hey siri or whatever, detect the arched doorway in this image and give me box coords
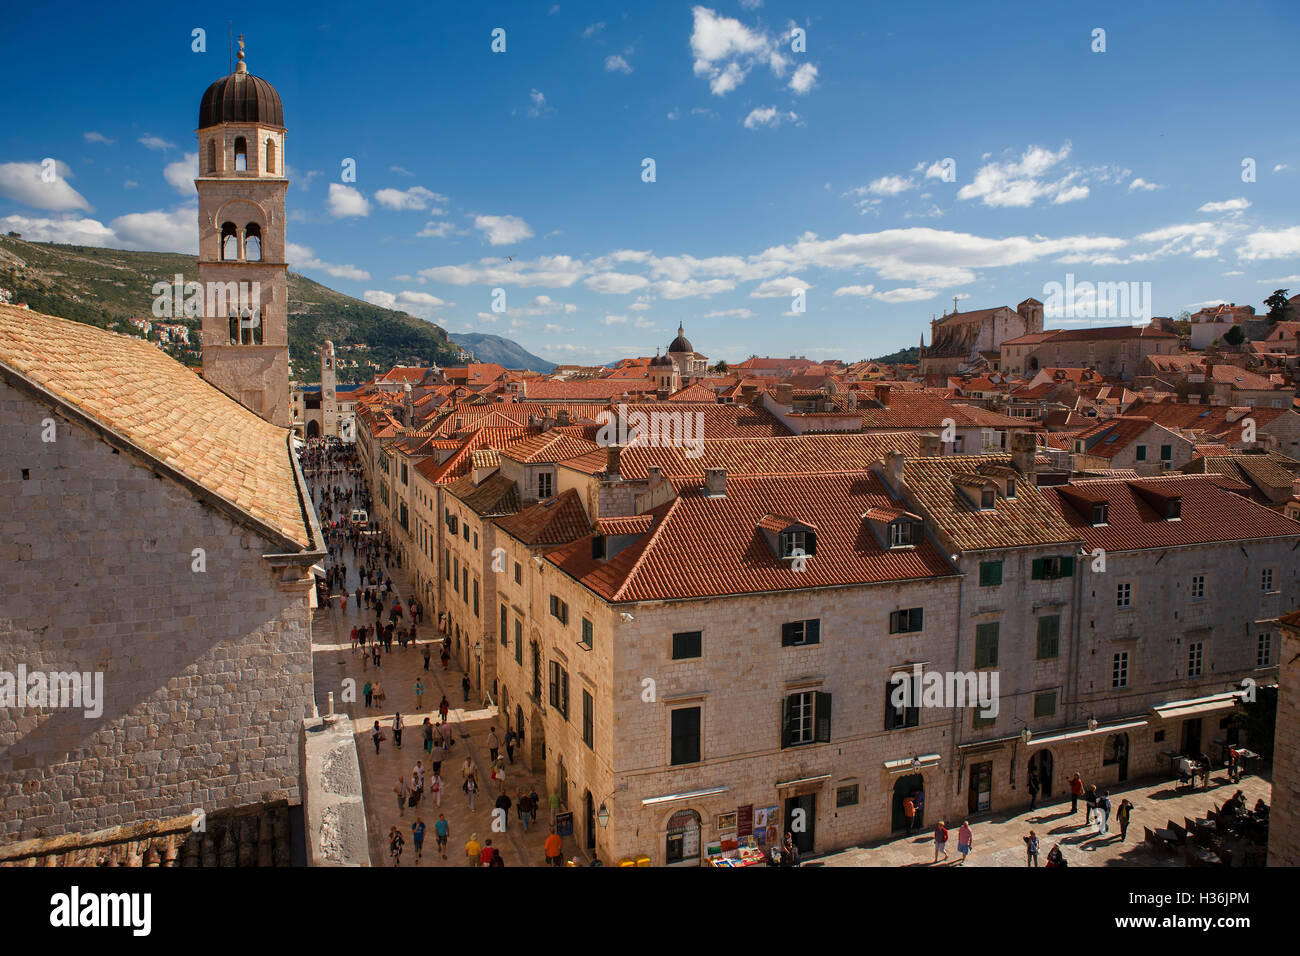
[584,790,596,851]
[306,419,320,439]
[665,809,702,867]
[1104,732,1130,782]
[891,773,924,832]
[1029,749,1054,798]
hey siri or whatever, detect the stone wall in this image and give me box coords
[1269,623,1300,866]
[0,382,314,843]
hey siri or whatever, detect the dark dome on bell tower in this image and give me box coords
[197,39,284,129]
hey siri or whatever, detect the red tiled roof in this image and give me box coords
[495,488,591,547]
[545,472,957,602]
[523,379,657,401]
[500,431,601,464]
[616,433,923,480]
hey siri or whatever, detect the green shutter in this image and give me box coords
[805,530,817,555]
[889,610,900,633]
[780,696,793,749]
[1031,558,1044,580]
[807,619,820,644]
[1061,555,1075,577]
[815,692,832,742]
[913,608,923,632]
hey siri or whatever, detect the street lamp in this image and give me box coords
[1087,716,1099,732]
[597,802,611,828]
[910,755,922,771]
[1021,727,1033,745]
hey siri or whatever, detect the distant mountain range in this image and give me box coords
[0,235,534,383]
[449,332,555,373]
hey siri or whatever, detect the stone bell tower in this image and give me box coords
[195,37,291,426]
[321,340,338,438]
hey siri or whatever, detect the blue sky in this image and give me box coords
[2,0,1299,364]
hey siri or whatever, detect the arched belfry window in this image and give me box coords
[220,222,239,261]
[239,309,263,345]
[234,136,247,172]
[244,223,262,261]
[265,138,277,175]
[206,139,217,173]
[228,311,240,345]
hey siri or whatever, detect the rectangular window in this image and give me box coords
[1160,444,1173,462]
[514,562,522,585]
[1031,556,1075,580]
[1033,691,1057,718]
[672,630,702,660]
[548,661,569,719]
[1191,574,1206,600]
[972,709,996,730]
[974,622,999,668]
[1116,582,1132,608]
[445,549,451,581]
[462,569,469,604]
[473,531,479,550]
[1112,651,1129,688]
[550,594,569,624]
[580,618,593,650]
[782,691,832,747]
[979,560,1003,587]
[453,556,459,592]
[889,521,918,547]
[836,785,859,808]
[1258,631,1273,666]
[514,620,523,665]
[1262,568,1275,592]
[1036,615,1060,660]
[538,472,553,498]
[582,690,594,750]
[1135,445,1147,461]
[885,676,920,730]
[463,523,470,543]
[500,604,508,646]
[1092,502,1109,525]
[781,619,821,647]
[1187,641,1204,677]
[472,578,479,616]
[889,608,924,634]
[531,642,541,700]
[670,707,701,765]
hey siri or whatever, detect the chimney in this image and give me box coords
[1011,431,1037,476]
[919,433,942,457]
[874,383,891,408]
[846,390,859,411]
[883,451,904,488]
[773,383,794,406]
[556,409,571,426]
[647,465,661,485]
[606,444,622,479]
[703,467,727,498]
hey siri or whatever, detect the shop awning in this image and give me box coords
[1027,719,1148,747]
[775,773,831,789]
[641,785,729,808]
[883,753,941,773]
[309,563,326,578]
[1151,691,1244,722]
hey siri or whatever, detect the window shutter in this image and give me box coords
[807,619,820,644]
[781,696,793,748]
[914,608,923,631]
[889,610,900,634]
[1031,558,1044,580]
[1061,555,1075,577]
[805,530,817,555]
[781,622,796,647]
[884,683,897,730]
[815,692,832,742]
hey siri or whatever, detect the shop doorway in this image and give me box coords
[666,809,702,866]
[968,761,992,814]
[891,774,924,832]
[306,419,320,439]
[1104,733,1129,782]
[1181,719,1202,757]
[1028,750,1054,797]
[784,793,816,855]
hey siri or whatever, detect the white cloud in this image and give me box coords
[0,213,115,246]
[164,152,198,195]
[417,220,454,238]
[582,22,605,38]
[602,314,628,325]
[363,288,447,318]
[585,272,650,294]
[833,285,875,297]
[474,214,534,246]
[0,161,92,212]
[327,183,370,217]
[1274,164,1289,173]
[921,160,951,180]
[957,143,1086,208]
[749,276,808,298]
[789,63,818,94]
[139,135,175,151]
[690,6,790,97]
[83,131,114,145]
[873,287,938,303]
[627,297,654,311]
[109,205,198,254]
[375,185,445,210]
[287,242,371,280]
[389,165,414,177]
[865,175,915,197]
[605,55,633,74]
[527,89,554,118]
[1128,177,1162,192]
[1237,227,1300,261]
[1198,197,1250,213]
[743,106,799,129]
[702,307,756,318]
[654,278,735,298]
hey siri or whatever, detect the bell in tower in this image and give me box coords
[195,37,291,426]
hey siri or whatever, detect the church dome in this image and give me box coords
[667,323,693,354]
[198,45,283,129]
[649,351,672,366]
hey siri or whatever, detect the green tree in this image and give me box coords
[1264,289,1290,323]
[712,359,728,373]
[1224,325,1245,346]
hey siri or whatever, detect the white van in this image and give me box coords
[350,509,368,527]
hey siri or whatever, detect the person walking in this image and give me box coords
[462,674,472,703]
[414,677,425,711]
[439,719,453,750]
[434,814,450,860]
[373,680,385,707]
[903,795,916,834]
[545,828,563,867]
[1117,798,1134,840]
[395,776,409,817]
[465,832,481,867]
[411,817,426,863]
[487,727,500,763]
[912,788,925,831]
[1097,790,1112,835]
[1024,830,1039,867]
[422,643,432,671]
[439,696,450,723]
[371,720,383,754]
[441,646,450,670]
[1027,767,1040,811]
[392,711,404,749]
[505,729,516,764]
[422,717,434,756]
[389,826,404,867]
[1085,785,1099,827]
[363,680,373,709]
[495,790,512,831]
[479,839,497,867]
[429,772,443,808]
[933,820,949,863]
[464,774,478,812]
[1069,773,1083,816]
[957,821,973,864]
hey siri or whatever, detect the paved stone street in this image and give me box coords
[307,469,561,867]
[813,769,1272,867]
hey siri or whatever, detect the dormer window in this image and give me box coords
[889,520,920,547]
[980,488,996,509]
[1005,478,1016,498]
[781,530,815,558]
[1165,497,1182,520]
[1092,502,1109,526]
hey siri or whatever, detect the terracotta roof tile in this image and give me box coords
[495,488,591,546]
